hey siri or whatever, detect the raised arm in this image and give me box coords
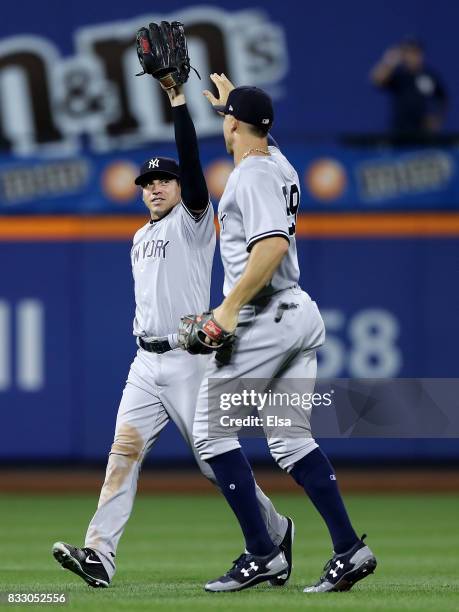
[370,46,401,88]
[166,86,209,214]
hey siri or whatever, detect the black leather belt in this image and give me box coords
[243,285,299,324]
[138,337,172,354]
[248,285,298,309]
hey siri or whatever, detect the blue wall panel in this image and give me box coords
[1,236,458,462]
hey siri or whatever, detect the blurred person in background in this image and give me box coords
[370,38,448,136]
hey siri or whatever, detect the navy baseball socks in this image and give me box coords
[205,446,371,592]
[206,448,288,592]
[209,446,359,555]
[290,447,358,553]
[290,447,377,591]
[207,448,275,556]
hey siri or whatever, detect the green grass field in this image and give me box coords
[1,492,458,611]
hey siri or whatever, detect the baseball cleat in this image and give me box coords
[205,547,288,592]
[269,516,295,586]
[303,534,377,593]
[52,542,110,588]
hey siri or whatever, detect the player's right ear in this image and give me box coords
[229,117,238,133]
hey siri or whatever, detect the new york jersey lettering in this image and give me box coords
[131,240,170,265]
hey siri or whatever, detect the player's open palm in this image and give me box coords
[203,73,235,109]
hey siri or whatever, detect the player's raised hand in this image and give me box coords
[203,73,235,109]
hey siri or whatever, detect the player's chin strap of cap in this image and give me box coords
[138,336,173,354]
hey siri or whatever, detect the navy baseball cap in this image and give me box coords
[134,157,180,185]
[214,86,274,130]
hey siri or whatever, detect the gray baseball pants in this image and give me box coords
[84,348,287,580]
[193,287,326,469]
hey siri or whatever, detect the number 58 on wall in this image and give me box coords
[318,308,402,378]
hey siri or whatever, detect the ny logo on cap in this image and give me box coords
[149,158,160,169]
[262,118,270,124]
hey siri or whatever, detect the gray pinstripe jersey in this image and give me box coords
[218,146,300,296]
[131,202,215,338]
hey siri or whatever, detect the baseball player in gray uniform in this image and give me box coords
[186,74,377,593]
[51,83,289,587]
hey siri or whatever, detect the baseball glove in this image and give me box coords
[178,312,236,364]
[135,21,200,89]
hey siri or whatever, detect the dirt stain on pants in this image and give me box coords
[97,424,144,508]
